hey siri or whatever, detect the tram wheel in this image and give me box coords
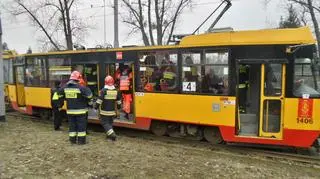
[204,126,223,144]
[151,120,168,136]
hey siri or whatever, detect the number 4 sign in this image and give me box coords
[183,82,196,92]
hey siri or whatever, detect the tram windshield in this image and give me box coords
[293,57,320,98]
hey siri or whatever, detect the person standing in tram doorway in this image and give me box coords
[95,75,121,141]
[53,71,93,145]
[238,64,249,113]
[116,64,133,119]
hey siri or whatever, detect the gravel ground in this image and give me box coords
[0,116,319,179]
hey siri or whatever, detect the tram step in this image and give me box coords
[239,114,258,123]
[239,124,258,135]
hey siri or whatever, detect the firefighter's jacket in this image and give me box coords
[53,80,93,115]
[51,87,64,110]
[96,86,121,116]
[239,65,249,89]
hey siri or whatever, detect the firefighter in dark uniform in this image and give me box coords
[95,75,121,141]
[51,81,63,130]
[53,71,93,145]
[238,64,249,113]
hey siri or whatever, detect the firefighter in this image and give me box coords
[238,64,249,113]
[95,75,121,141]
[116,64,133,119]
[53,71,93,145]
[51,81,64,131]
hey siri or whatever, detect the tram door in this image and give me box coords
[237,62,285,139]
[72,63,99,118]
[14,65,26,106]
[105,62,135,122]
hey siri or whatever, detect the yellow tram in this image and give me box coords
[5,27,320,149]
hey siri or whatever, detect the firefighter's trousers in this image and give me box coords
[52,108,62,130]
[100,115,115,136]
[122,93,132,114]
[68,114,87,144]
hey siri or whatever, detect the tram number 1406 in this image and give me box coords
[296,118,313,124]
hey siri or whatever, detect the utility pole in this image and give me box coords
[114,0,119,48]
[103,0,106,46]
[0,15,6,122]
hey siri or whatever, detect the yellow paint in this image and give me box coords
[7,85,17,102]
[16,84,26,106]
[283,98,320,131]
[135,93,235,126]
[25,87,51,108]
[180,27,315,47]
[258,64,285,139]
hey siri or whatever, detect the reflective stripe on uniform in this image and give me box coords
[77,131,86,137]
[239,65,247,73]
[87,81,97,85]
[69,132,77,137]
[87,94,93,99]
[106,129,114,136]
[163,72,175,79]
[100,110,116,116]
[67,109,88,114]
[64,88,80,99]
[52,92,59,100]
[238,84,246,89]
[104,90,117,99]
[96,99,103,104]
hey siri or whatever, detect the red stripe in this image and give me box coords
[11,101,33,115]
[219,126,320,147]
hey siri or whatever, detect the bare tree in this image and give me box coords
[4,0,89,51]
[279,4,302,28]
[121,0,191,46]
[264,0,319,55]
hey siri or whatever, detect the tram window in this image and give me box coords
[182,52,201,93]
[26,57,48,87]
[8,60,14,84]
[293,58,320,97]
[48,57,71,88]
[3,59,14,84]
[264,64,282,96]
[3,60,9,83]
[181,51,229,95]
[138,51,178,93]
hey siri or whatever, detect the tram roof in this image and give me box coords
[21,26,316,57]
[3,50,17,59]
[179,26,316,47]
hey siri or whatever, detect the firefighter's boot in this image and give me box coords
[106,129,116,141]
[78,136,86,145]
[69,136,77,144]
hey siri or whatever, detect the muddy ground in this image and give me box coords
[0,116,320,179]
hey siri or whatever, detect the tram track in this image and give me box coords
[6,111,320,166]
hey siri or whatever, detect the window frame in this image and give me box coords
[180,48,230,96]
[137,50,180,94]
[25,56,49,87]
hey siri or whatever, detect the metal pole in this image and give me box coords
[103,0,106,46]
[114,0,119,48]
[0,15,6,122]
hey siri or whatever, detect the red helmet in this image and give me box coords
[105,75,114,86]
[70,71,81,81]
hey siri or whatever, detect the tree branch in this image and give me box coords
[16,1,60,50]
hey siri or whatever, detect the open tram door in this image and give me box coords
[71,62,100,118]
[236,59,286,139]
[105,61,136,122]
[13,57,26,107]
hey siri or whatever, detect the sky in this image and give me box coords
[0,0,288,53]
